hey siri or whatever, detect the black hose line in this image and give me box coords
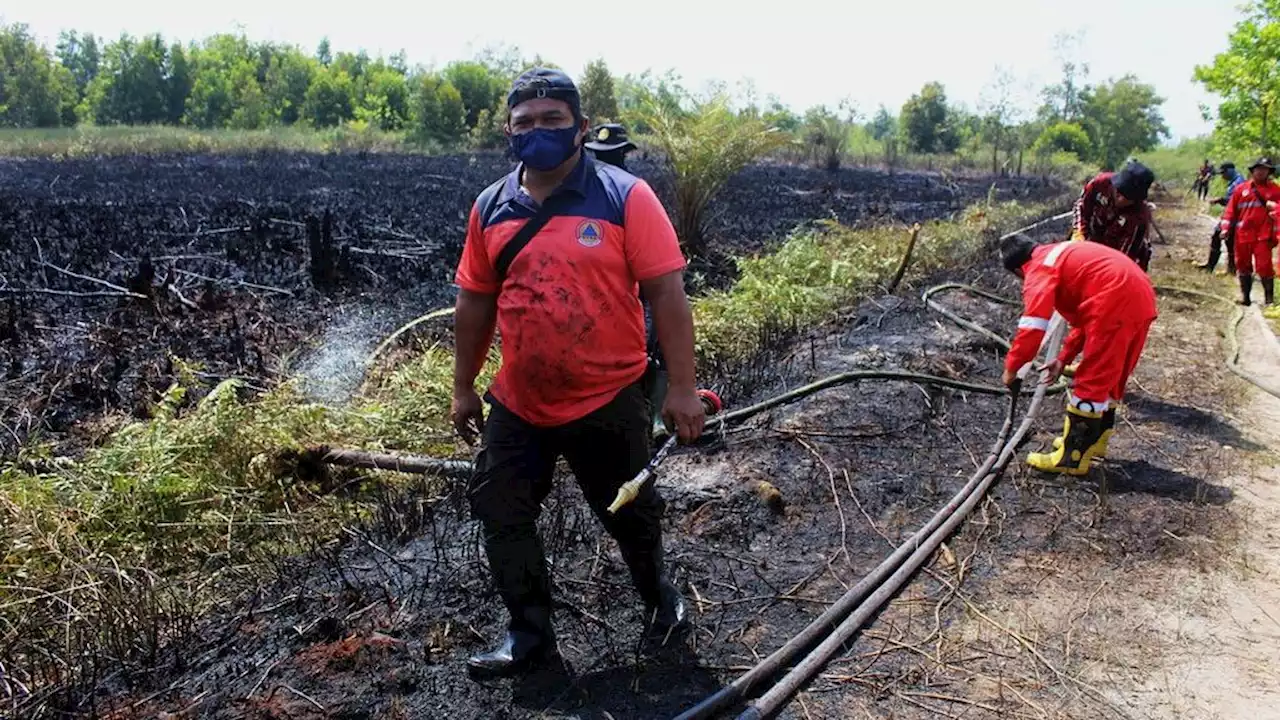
[672,379,1031,720]
[921,282,1018,349]
[735,377,1048,719]
[671,215,1075,720]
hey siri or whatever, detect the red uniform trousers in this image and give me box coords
[1235,237,1275,278]
[1067,315,1153,412]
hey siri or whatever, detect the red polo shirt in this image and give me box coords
[455,155,686,427]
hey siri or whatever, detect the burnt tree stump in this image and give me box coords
[308,210,338,291]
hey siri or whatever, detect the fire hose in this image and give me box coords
[309,208,1280,717]
[672,297,1065,720]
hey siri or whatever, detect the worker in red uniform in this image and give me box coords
[1070,160,1156,270]
[452,68,705,679]
[1000,234,1158,476]
[1220,157,1280,306]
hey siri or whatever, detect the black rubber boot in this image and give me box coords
[468,529,558,679]
[1202,246,1220,272]
[619,538,688,637]
[1264,277,1275,306]
[467,606,557,679]
[1201,228,1222,271]
[1239,274,1254,306]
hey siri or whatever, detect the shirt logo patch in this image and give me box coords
[576,219,604,247]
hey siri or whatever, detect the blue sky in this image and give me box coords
[5,0,1244,142]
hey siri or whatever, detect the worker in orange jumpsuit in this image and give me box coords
[1220,157,1280,306]
[1000,234,1158,475]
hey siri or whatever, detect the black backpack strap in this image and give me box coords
[494,197,561,283]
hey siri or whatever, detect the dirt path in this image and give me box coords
[1115,212,1280,719]
[858,205,1280,720]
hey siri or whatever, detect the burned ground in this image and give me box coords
[0,152,1058,457]
[33,218,1082,720]
[52,207,1254,720]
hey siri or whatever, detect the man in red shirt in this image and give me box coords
[451,68,706,678]
[1220,157,1280,306]
[1000,234,1158,476]
[1070,160,1156,270]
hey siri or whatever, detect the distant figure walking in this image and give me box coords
[1194,159,1214,201]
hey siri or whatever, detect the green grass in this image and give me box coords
[0,124,433,157]
[693,198,1063,372]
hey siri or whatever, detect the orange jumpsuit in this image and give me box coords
[1005,241,1158,411]
[1220,179,1280,278]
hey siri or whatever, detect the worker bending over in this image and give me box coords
[1000,235,1158,476]
[1220,157,1280,306]
[452,68,705,679]
[1071,160,1156,270]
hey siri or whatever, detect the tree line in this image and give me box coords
[0,22,1169,169]
[0,24,606,148]
[1196,0,1280,154]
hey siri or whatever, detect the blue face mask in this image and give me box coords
[509,126,581,172]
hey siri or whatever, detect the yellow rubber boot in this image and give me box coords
[1028,406,1106,476]
[1053,408,1114,457]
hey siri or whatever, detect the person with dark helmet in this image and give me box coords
[1219,157,1280,306]
[1000,234,1157,476]
[1199,161,1245,273]
[584,122,665,420]
[451,68,705,679]
[1070,160,1156,271]
[585,123,638,170]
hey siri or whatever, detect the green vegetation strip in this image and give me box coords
[0,195,1062,693]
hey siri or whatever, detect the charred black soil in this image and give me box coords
[48,206,1254,720]
[0,152,1058,457]
[28,217,1078,720]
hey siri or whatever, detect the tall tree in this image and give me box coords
[315,37,332,67]
[182,34,268,129]
[1194,0,1280,151]
[302,67,355,127]
[263,48,317,125]
[356,65,410,130]
[579,58,619,123]
[900,82,956,153]
[1080,75,1168,169]
[83,33,171,125]
[409,73,467,144]
[443,61,505,129]
[0,23,76,127]
[979,67,1021,175]
[165,43,192,124]
[55,30,101,101]
[867,105,896,141]
[1040,30,1090,122]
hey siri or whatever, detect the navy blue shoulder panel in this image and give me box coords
[590,161,639,225]
[473,175,511,228]
[476,156,639,229]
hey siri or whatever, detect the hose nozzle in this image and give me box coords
[607,389,722,514]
